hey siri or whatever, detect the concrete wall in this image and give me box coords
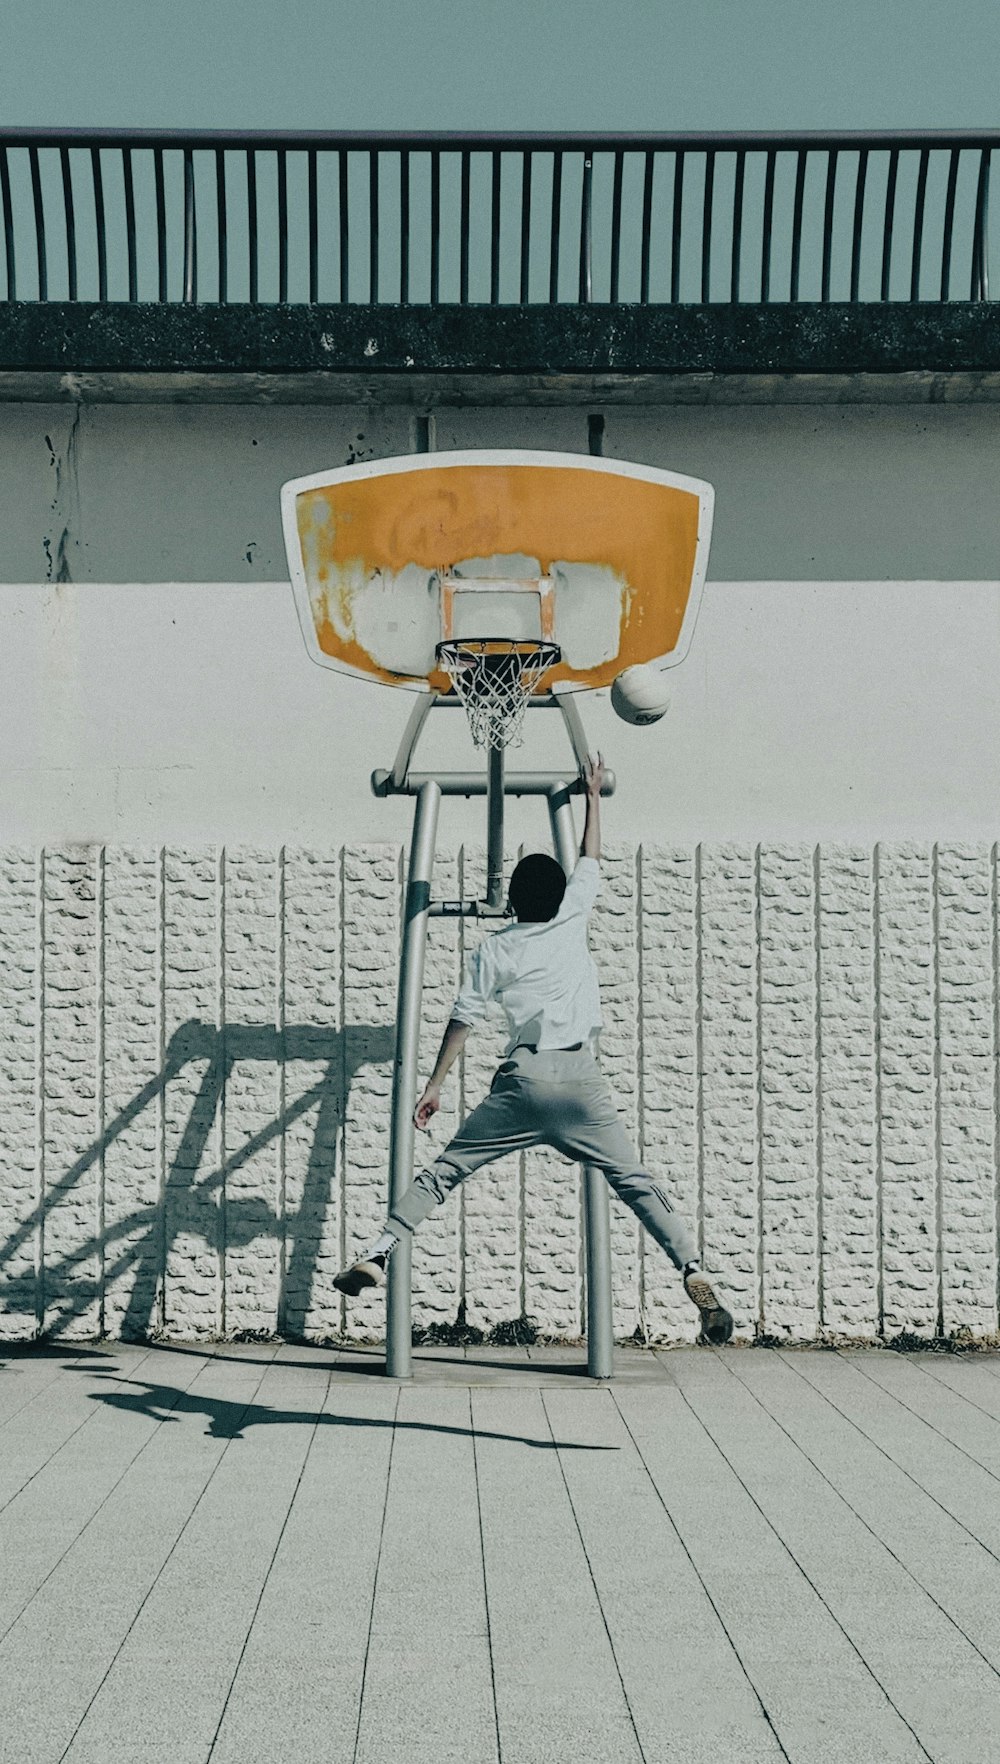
[0,837,997,1347]
[1,392,998,1343]
[4,574,1000,849]
[4,399,1000,585]
[1,396,1000,847]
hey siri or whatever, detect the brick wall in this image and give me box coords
[1,841,998,1345]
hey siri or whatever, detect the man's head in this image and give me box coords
[508,853,567,923]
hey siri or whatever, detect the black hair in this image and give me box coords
[508,853,567,923]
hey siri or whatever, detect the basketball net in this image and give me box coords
[436,639,561,751]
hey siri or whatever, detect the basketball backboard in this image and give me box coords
[281,449,713,696]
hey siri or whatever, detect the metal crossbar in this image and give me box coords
[0,128,993,306]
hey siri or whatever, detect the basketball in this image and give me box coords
[610,664,672,725]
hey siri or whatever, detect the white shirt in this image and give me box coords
[452,857,602,1053]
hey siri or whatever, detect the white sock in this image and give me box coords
[364,1230,399,1262]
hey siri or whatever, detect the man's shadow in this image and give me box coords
[0,1018,395,1342]
[85,1372,615,1449]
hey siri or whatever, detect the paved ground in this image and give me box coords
[2,1341,1000,1764]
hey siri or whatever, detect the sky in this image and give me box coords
[3,0,999,133]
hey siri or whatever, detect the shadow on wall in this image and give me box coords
[0,1018,396,1342]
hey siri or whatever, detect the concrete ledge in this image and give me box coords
[5,365,1000,405]
[1,301,999,401]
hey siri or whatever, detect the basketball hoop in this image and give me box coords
[436,638,561,750]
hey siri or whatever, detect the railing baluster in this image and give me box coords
[490,148,501,304]
[701,149,715,301]
[308,148,318,303]
[1,148,15,300]
[216,149,228,303]
[670,150,684,302]
[369,148,380,302]
[339,149,349,301]
[60,146,77,300]
[609,148,624,302]
[910,146,929,300]
[640,150,654,302]
[940,144,960,300]
[880,147,899,300]
[277,147,288,303]
[247,148,258,303]
[549,149,563,302]
[980,153,991,299]
[28,144,46,300]
[731,148,745,301]
[154,147,167,301]
[123,146,137,301]
[849,147,868,301]
[519,150,532,302]
[183,147,197,303]
[789,148,806,299]
[400,147,410,303]
[821,148,838,302]
[579,150,593,302]
[430,147,441,304]
[460,148,470,303]
[91,147,106,301]
[971,145,991,299]
[760,148,776,301]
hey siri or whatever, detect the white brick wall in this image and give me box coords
[2,840,999,1345]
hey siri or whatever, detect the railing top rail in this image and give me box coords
[1,124,992,312]
[1,126,999,151]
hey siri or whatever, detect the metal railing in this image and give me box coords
[0,128,993,306]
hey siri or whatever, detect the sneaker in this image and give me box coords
[333,1256,387,1297]
[684,1269,734,1345]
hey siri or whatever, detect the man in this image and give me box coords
[335,755,733,1345]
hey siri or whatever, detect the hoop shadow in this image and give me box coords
[0,1017,394,1343]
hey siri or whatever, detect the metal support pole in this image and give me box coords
[547,784,615,1380]
[485,740,505,910]
[386,779,441,1378]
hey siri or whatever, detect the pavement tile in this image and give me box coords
[790,1348,1000,1557]
[5,1346,1000,1763]
[545,1388,785,1762]
[0,1346,217,1637]
[0,1345,157,1511]
[668,1349,1000,1764]
[355,1388,497,1759]
[839,1348,1000,1474]
[64,1748,210,1764]
[473,1386,643,1764]
[0,1663,102,1764]
[733,1349,1000,1672]
[617,1358,928,1764]
[210,1665,360,1764]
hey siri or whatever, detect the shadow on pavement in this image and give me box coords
[82,1370,619,1449]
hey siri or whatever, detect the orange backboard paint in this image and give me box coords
[282,451,713,693]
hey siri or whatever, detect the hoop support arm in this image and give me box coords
[546,783,615,1382]
[385,777,441,1380]
[373,687,606,797]
[372,770,616,797]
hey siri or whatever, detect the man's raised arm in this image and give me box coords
[580,752,605,861]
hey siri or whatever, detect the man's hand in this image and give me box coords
[412,1021,470,1131]
[581,752,604,859]
[583,751,605,797]
[414,1084,442,1131]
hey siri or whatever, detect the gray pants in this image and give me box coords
[389,1045,697,1271]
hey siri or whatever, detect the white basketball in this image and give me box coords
[610,664,671,726]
